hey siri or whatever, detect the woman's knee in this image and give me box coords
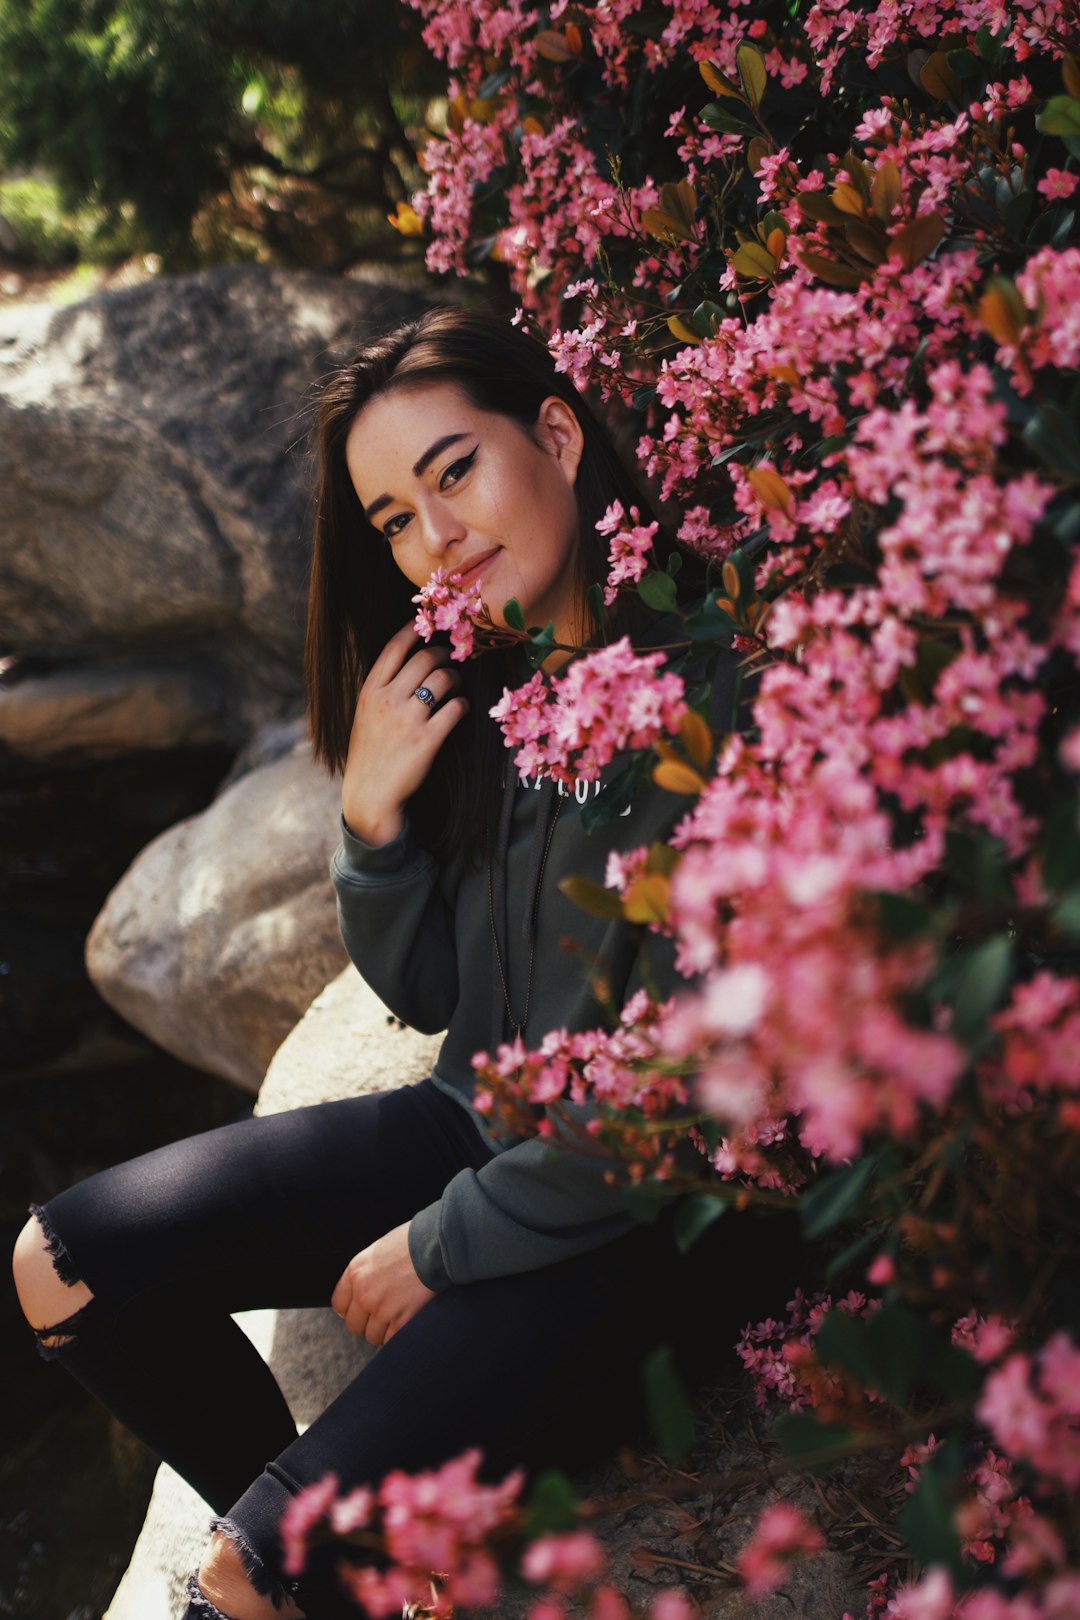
[11,1210,94,1347]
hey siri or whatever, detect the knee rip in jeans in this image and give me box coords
[199,1517,305,1617]
[22,1202,95,1357]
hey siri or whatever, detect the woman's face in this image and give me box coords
[344,379,585,642]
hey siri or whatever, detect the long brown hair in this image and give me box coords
[304,303,698,862]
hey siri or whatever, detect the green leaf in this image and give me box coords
[925,1343,983,1401]
[950,935,1013,1044]
[671,1194,728,1254]
[701,100,754,135]
[1043,797,1080,890]
[874,892,936,942]
[478,64,513,97]
[586,582,608,642]
[825,1228,881,1281]
[1003,188,1034,240]
[1038,94,1080,136]
[1024,402,1080,477]
[692,299,724,337]
[724,547,757,602]
[946,47,980,76]
[632,385,657,411]
[800,1154,880,1239]
[975,22,1003,59]
[558,874,625,920]
[735,41,767,109]
[684,596,737,645]
[502,596,526,632]
[622,1185,668,1223]
[580,760,645,831]
[524,1470,579,1538]
[898,1444,966,1584]
[816,1301,926,1407]
[943,827,1012,904]
[643,1343,695,1465]
[666,550,683,577]
[637,570,680,613]
[1054,890,1080,939]
[524,621,556,669]
[775,1412,859,1472]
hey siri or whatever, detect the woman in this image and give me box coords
[12,306,795,1620]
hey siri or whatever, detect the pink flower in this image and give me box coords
[279,1473,340,1576]
[522,1532,607,1591]
[412,567,488,660]
[1037,169,1079,201]
[736,1501,825,1595]
[648,1591,697,1620]
[885,1568,955,1619]
[867,1253,897,1287]
[595,500,660,604]
[490,638,686,784]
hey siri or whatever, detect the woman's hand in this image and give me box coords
[341,624,468,847]
[331,1220,436,1347]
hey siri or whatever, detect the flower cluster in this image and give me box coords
[977,1335,1080,1492]
[280,1450,522,1617]
[318,0,1080,1613]
[489,638,686,784]
[411,567,489,660]
[734,1501,825,1596]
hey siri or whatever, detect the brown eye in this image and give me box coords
[441,448,477,487]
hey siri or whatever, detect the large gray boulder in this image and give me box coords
[0,266,433,745]
[0,659,230,760]
[84,723,348,1090]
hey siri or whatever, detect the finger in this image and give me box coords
[345,1302,371,1340]
[422,695,470,742]
[370,623,427,685]
[330,1270,353,1318]
[394,644,455,690]
[400,665,462,712]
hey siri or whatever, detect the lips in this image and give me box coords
[454,546,501,586]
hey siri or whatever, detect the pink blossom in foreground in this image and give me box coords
[284,1450,523,1616]
[522,1532,607,1591]
[280,1473,343,1577]
[490,638,686,784]
[978,1336,1080,1490]
[735,1501,825,1595]
[412,567,487,660]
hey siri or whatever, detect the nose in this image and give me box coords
[417,493,467,559]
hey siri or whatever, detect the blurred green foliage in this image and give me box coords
[0,0,441,268]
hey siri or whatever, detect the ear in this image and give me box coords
[535,394,585,486]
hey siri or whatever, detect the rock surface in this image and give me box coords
[84,729,349,1090]
[0,660,230,760]
[0,266,435,747]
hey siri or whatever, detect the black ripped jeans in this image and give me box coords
[31,1078,799,1619]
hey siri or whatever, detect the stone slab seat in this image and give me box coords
[103,967,444,1620]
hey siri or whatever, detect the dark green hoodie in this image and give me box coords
[329,645,742,1292]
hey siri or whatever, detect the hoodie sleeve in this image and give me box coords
[329,814,458,1036]
[407,1105,638,1290]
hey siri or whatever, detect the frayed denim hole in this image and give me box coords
[182,1572,233,1620]
[28,1201,83,1288]
[209,1516,302,1609]
[31,1296,96,1360]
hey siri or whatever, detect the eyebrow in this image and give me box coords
[362,432,473,522]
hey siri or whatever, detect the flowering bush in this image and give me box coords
[290,0,1080,1614]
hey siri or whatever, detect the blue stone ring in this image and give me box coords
[412,684,437,710]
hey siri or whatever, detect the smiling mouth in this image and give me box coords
[454,547,501,585]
